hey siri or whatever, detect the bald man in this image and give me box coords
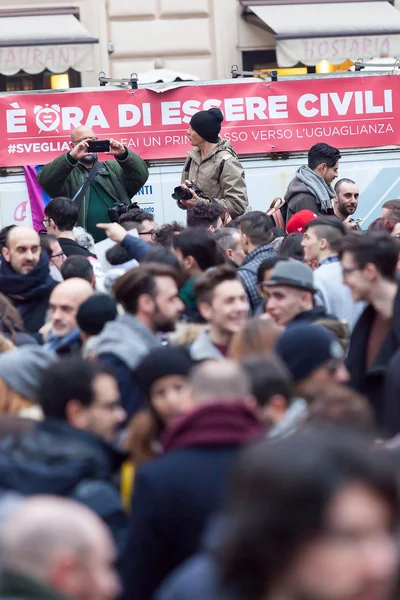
[44,278,94,355]
[37,126,149,242]
[0,226,58,333]
[1,496,120,600]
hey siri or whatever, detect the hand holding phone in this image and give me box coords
[86,139,110,153]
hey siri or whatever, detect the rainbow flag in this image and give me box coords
[23,166,52,232]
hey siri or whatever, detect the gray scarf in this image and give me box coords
[296,165,336,212]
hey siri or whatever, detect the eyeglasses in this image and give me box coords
[342,266,360,276]
[138,230,156,239]
[51,252,66,260]
[41,218,50,228]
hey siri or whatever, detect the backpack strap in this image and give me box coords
[183,156,192,178]
[217,154,232,184]
[266,197,286,231]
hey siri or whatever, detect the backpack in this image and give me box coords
[266,197,286,230]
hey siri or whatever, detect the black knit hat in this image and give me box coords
[77,294,118,335]
[136,346,194,399]
[190,108,224,143]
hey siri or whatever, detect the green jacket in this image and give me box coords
[0,570,71,600]
[37,149,149,229]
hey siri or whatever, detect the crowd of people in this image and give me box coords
[0,108,398,600]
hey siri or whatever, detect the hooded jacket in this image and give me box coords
[190,328,224,362]
[347,286,400,430]
[284,166,336,223]
[37,149,149,232]
[181,139,249,219]
[120,402,263,600]
[0,419,126,552]
[0,254,57,333]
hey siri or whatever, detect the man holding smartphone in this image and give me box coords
[37,126,149,243]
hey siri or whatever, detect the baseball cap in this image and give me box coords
[276,324,344,382]
[266,259,316,294]
[286,210,318,234]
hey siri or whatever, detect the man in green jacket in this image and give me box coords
[37,126,149,242]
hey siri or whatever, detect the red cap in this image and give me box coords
[286,210,318,234]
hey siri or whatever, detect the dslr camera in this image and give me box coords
[108,202,129,223]
[172,183,205,202]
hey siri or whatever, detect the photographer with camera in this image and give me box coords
[37,126,149,243]
[174,108,249,219]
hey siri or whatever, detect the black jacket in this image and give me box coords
[0,254,57,333]
[290,305,337,325]
[346,287,400,431]
[119,403,263,600]
[0,419,126,552]
[58,237,97,258]
[284,177,334,223]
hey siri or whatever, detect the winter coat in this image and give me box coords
[0,254,57,333]
[119,402,263,600]
[0,570,70,600]
[284,177,334,223]
[0,419,127,553]
[37,149,149,230]
[181,139,249,219]
[289,305,337,326]
[237,244,275,314]
[58,237,97,258]
[95,313,161,417]
[346,287,400,430]
[190,329,224,362]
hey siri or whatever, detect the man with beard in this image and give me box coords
[37,126,149,243]
[95,263,184,417]
[334,178,361,230]
[0,227,57,333]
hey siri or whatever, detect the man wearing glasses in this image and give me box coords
[37,126,149,243]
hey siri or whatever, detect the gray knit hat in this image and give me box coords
[0,347,58,401]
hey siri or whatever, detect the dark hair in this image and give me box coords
[306,385,375,436]
[61,256,94,283]
[224,218,241,229]
[219,430,398,600]
[382,199,400,212]
[339,231,398,280]
[39,358,114,419]
[238,212,274,247]
[106,244,132,266]
[0,292,25,339]
[241,355,293,407]
[0,225,16,251]
[141,246,184,282]
[257,256,289,284]
[305,216,347,253]
[334,178,356,195]
[153,222,185,250]
[368,218,396,234]
[44,197,79,232]
[278,233,304,261]
[173,229,224,271]
[187,201,225,229]
[119,208,154,232]
[113,262,180,315]
[195,264,239,305]
[308,143,341,170]
[39,233,58,258]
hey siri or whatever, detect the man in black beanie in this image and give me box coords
[178,108,249,219]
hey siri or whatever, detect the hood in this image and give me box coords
[268,398,308,440]
[0,253,56,301]
[190,328,224,362]
[188,138,238,163]
[0,419,123,496]
[162,402,263,452]
[94,313,160,368]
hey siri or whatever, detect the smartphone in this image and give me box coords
[86,139,110,153]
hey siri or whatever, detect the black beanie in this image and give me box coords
[77,294,118,335]
[190,108,224,143]
[135,346,193,399]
